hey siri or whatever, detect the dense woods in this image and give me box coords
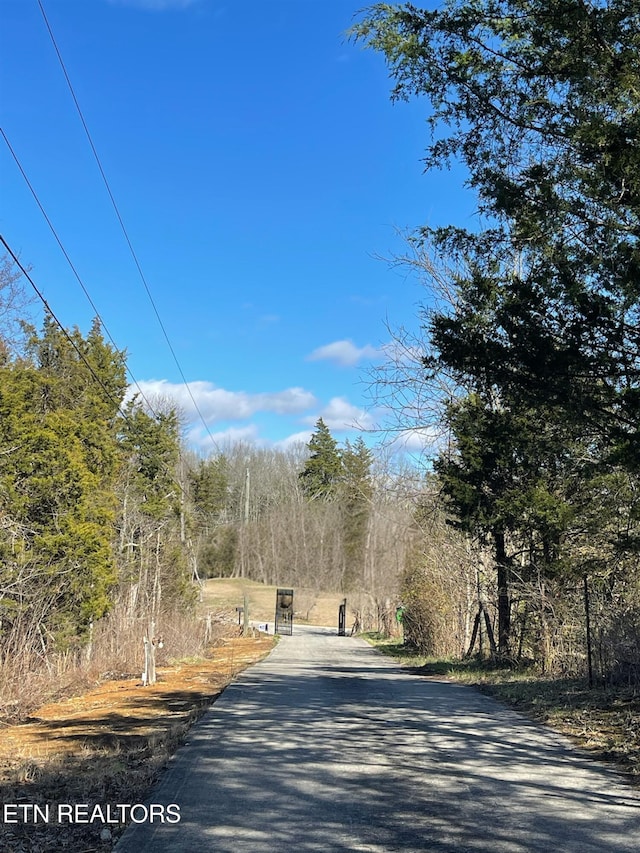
[0,268,425,710]
[0,296,199,700]
[353,0,640,680]
[0,264,466,704]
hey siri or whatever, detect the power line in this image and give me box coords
[0,234,129,415]
[0,126,159,419]
[0,127,217,527]
[0,233,197,509]
[36,0,219,453]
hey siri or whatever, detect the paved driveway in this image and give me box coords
[116,626,640,852]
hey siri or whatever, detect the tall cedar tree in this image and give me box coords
[117,399,194,610]
[0,317,127,649]
[189,455,235,578]
[341,437,374,590]
[353,0,640,467]
[299,418,343,499]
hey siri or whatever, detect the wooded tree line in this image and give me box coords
[189,420,423,634]
[0,265,435,681]
[0,290,196,679]
[353,0,640,681]
[188,420,481,654]
[0,267,470,675]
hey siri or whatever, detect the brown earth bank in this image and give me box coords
[0,580,350,852]
[0,634,275,853]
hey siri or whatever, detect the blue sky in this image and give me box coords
[1,0,475,453]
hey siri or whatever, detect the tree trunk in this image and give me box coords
[494,529,511,656]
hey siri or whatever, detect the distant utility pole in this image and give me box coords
[244,467,250,525]
[243,591,249,637]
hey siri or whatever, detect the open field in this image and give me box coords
[199,577,355,631]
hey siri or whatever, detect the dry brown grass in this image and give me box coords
[0,579,352,849]
[200,577,354,628]
[0,602,237,726]
[475,678,640,784]
[0,635,274,852]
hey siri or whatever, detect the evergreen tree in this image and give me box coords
[188,455,235,578]
[0,317,126,649]
[189,455,228,521]
[117,399,193,613]
[434,394,584,653]
[299,418,343,499]
[353,0,640,469]
[119,399,181,520]
[353,0,640,660]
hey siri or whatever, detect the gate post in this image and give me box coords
[338,599,346,636]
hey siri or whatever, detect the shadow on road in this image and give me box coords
[116,630,639,852]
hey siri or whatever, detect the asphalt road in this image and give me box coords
[116,625,640,852]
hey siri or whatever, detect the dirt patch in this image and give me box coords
[0,578,354,850]
[0,635,274,852]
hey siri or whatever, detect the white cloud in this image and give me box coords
[256,388,317,415]
[125,381,380,450]
[388,426,443,454]
[126,380,316,424]
[186,423,261,451]
[274,430,314,450]
[304,396,375,433]
[307,339,380,367]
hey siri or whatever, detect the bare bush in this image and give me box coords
[0,589,236,722]
[400,499,476,657]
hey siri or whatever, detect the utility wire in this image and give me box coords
[0,233,192,504]
[1,234,130,416]
[0,145,198,515]
[0,126,159,419]
[36,0,219,453]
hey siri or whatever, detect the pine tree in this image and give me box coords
[188,455,234,578]
[353,0,640,661]
[117,398,195,613]
[189,455,228,521]
[299,418,343,500]
[353,0,640,469]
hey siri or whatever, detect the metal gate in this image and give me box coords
[275,588,294,635]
